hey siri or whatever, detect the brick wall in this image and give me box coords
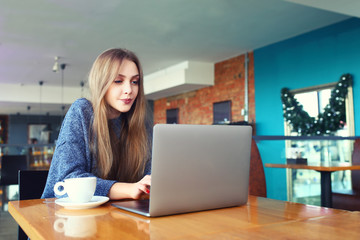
[153,52,255,127]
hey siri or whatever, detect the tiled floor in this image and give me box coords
[291,169,351,207]
[0,209,18,240]
[0,185,20,240]
[294,195,321,206]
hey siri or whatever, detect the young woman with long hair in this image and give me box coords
[42,48,151,200]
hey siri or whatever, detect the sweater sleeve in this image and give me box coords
[41,98,116,199]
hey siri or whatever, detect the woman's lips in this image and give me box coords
[121,99,132,104]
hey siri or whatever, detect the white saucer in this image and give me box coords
[55,196,109,210]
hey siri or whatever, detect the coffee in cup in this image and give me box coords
[54,177,96,203]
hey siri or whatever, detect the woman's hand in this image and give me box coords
[130,175,151,199]
[108,175,151,200]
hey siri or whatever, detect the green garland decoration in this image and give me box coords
[281,73,353,136]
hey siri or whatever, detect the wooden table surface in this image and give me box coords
[8,195,360,239]
[226,211,360,239]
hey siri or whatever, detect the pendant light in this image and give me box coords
[39,80,43,124]
[80,81,85,98]
[60,63,66,118]
[39,81,53,133]
[56,63,67,132]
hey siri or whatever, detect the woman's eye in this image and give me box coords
[114,80,123,84]
[132,80,139,85]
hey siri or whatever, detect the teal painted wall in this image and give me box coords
[254,18,360,200]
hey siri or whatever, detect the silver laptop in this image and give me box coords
[111,124,252,217]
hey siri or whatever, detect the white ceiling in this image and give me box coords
[0,0,357,115]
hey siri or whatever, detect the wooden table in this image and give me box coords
[8,196,360,239]
[266,162,360,208]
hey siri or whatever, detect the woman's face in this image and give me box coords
[105,59,139,119]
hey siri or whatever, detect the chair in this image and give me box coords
[18,170,49,240]
[228,121,267,197]
[332,139,360,211]
[249,138,267,197]
[0,155,28,209]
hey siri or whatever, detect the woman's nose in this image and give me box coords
[124,82,132,94]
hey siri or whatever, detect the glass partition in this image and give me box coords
[0,143,55,170]
[254,136,358,206]
[0,143,55,209]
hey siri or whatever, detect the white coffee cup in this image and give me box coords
[54,177,96,203]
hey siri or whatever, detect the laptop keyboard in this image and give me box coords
[133,199,150,212]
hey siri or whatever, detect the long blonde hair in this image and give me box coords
[88,48,149,182]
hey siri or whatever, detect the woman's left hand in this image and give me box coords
[133,175,151,199]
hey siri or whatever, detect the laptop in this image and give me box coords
[111,124,252,217]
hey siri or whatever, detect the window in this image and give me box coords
[166,109,179,124]
[284,83,354,206]
[213,101,231,124]
[292,89,331,118]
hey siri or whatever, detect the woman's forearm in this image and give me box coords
[108,182,134,199]
[108,175,151,200]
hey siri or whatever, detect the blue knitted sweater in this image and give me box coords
[41,98,152,198]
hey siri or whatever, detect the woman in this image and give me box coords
[42,48,151,200]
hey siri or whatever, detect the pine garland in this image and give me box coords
[281,74,353,136]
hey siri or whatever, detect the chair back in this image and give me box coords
[18,170,49,200]
[0,155,28,185]
[18,170,49,240]
[249,139,267,197]
[352,139,360,192]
